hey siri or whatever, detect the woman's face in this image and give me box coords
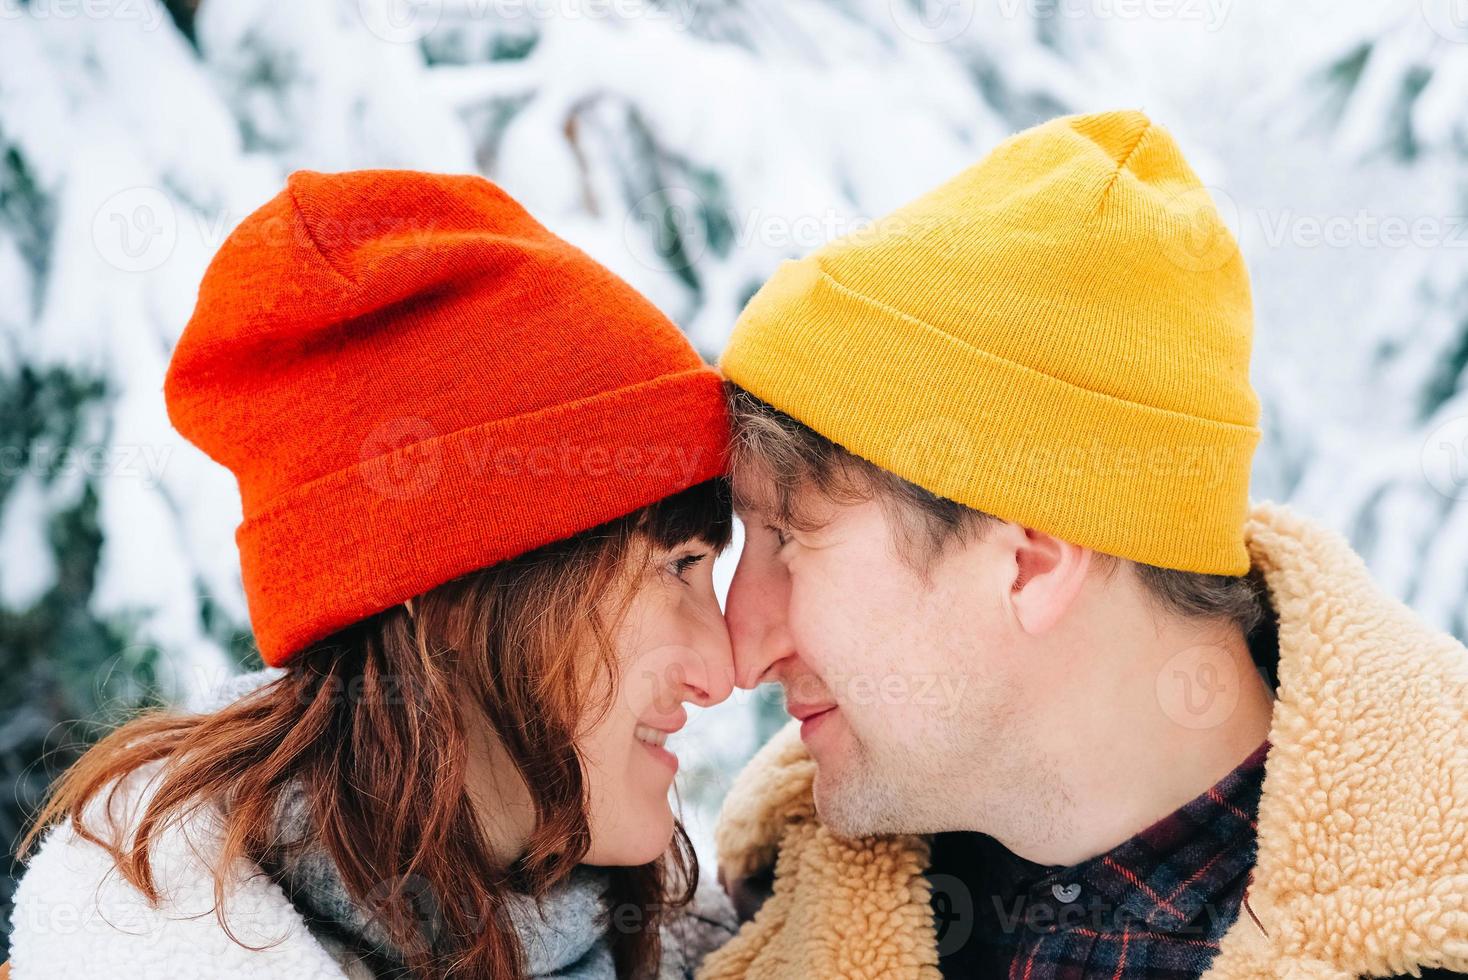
[579,535,735,867]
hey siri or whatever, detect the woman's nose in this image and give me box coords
[683,628,736,707]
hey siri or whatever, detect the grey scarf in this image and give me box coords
[268,797,617,978]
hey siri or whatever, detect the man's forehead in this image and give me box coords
[729,466,777,516]
[729,462,843,533]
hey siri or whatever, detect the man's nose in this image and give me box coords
[725,546,795,690]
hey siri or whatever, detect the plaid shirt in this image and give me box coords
[928,740,1269,979]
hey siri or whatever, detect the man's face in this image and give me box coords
[727,477,1042,837]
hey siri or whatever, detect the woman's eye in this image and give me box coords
[668,552,707,583]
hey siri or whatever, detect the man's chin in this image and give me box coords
[811,763,904,837]
[811,774,854,835]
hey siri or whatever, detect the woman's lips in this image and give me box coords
[633,723,670,748]
[635,722,680,773]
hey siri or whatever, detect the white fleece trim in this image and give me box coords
[8,767,352,980]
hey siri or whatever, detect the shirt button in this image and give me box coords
[1051,882,1082,904]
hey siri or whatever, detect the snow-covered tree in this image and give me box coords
[1255,4,1468,636]
[0,0,1095,938]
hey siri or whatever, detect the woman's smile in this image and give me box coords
[635,724,680,772]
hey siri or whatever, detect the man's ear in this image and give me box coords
[1006,525,1093,636]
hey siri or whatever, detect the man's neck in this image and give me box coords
[991,614,1276,868]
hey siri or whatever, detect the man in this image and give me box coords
[697,111,1468,980]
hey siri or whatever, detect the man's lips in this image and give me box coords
[787,702,837,723]
[791,701,838,744]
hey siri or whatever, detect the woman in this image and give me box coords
[9,170,737,979]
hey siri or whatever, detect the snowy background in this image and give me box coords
[2,0,1467,946]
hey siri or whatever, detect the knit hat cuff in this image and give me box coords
[236,366,728,665]
[720,258,1259,574]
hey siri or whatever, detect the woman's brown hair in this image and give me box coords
[22,477,733,979]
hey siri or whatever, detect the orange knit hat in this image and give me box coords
[166,170,729,667]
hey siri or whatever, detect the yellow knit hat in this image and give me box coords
[720,110,1260,574]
